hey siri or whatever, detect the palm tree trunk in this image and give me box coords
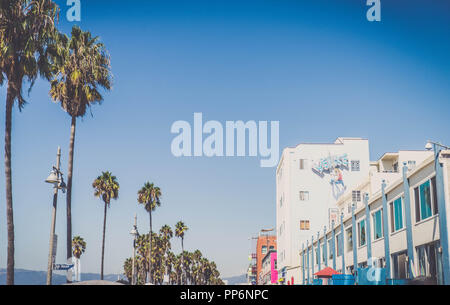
[148,210,152,283]
[4,82,15,285]
[101,201,108,280]
[181,238,184,284]
[66,116,76,282]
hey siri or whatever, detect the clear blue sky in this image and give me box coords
[0,0,449,278]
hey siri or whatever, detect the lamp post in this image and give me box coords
[426,140,450,284]
[46,147,66,285]
[130,214,139,285]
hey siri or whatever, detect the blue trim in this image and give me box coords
[324,226,328,267]
[332,220,336,270]
[402,163,415,279]
[352,204,358,270]
[364,193,372,260]
[311,236,315,277]
[341,213,345,273]
[381,180,391,279]
[433,145,450,284]
[317,232,321,271]
[307,240,310,284]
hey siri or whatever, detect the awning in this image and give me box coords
[313,267,341,278]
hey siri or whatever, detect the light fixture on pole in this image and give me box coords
[46,147,67,285]
[130,214,139,285]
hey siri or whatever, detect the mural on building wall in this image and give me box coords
[312,154,348,198]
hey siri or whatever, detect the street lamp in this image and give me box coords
[46,147,67,285]
[130,214,139,285]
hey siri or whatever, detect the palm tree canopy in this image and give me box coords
[175,221,188,239]
[137,182,161,212]
[160,225,173,240]
[92,171,119,205]
[49,25,111,118]
[0,0,59,109]
[72,235,86,259]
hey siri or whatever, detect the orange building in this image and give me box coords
[256,235,276,284]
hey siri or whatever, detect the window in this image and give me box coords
[269,245,275,251]
[279,195,283,208]
[346,227,353,252]
[415,178,438,222]
[407,160,416,171]
[358,220,366,247]
[262,246,267,255]
[299,191,309,201]
[299,159,307,170]
[300,220,310,230]
[373,209,383,240]
[336,233,342,256]
[322,243,326,262]
[315,248,319,265]
[328,239,333,259]
[352,190,361,202]
[390,197,404,232]
[351,160,360,172]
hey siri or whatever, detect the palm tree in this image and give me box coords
[92,171,119,280]
[137,182,161,283]
[72,236,86,259]
[175,221,188,284]
[0,0,58,285]
[49,25,112,267]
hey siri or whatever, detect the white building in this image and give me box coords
[296,145,450,285]
[276,137,370,284]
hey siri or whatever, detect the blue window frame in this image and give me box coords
[391,197,404,232]
[419,180,432,220]
[373,209,383,240]
[358,220,366,247]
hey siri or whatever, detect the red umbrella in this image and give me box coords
[313,267,341,278]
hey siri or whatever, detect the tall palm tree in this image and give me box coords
[137,182,161,283]
[92,171,119,280]
[49,25,112,268]
[72,235,86,259]
[0,0,58,285]
[175,221,188,284]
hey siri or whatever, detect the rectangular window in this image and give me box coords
[419,180,432,220]
[299,191,309,201]
[358,220,366,247]
[351,160,360,172]
[346,228,353,252]
[328,239,333,259]
[414,187,420,222]
[407,160,416,171]
[390,197,404,232]
[299,159,307,170]
[300,220,310,230]
[352,190,361,202]
[315,248,319,265]
[336,233,342,256]
[431,176,438,215]
[322,243,326,262]
[373,209,383,240]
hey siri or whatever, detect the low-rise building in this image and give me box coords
[260,250,278,285]
[299,147,450,284]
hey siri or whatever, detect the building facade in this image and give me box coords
[299,148,450,285]
[255,235,276,284]
[276,137,370,284]
[260,250,278,285]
